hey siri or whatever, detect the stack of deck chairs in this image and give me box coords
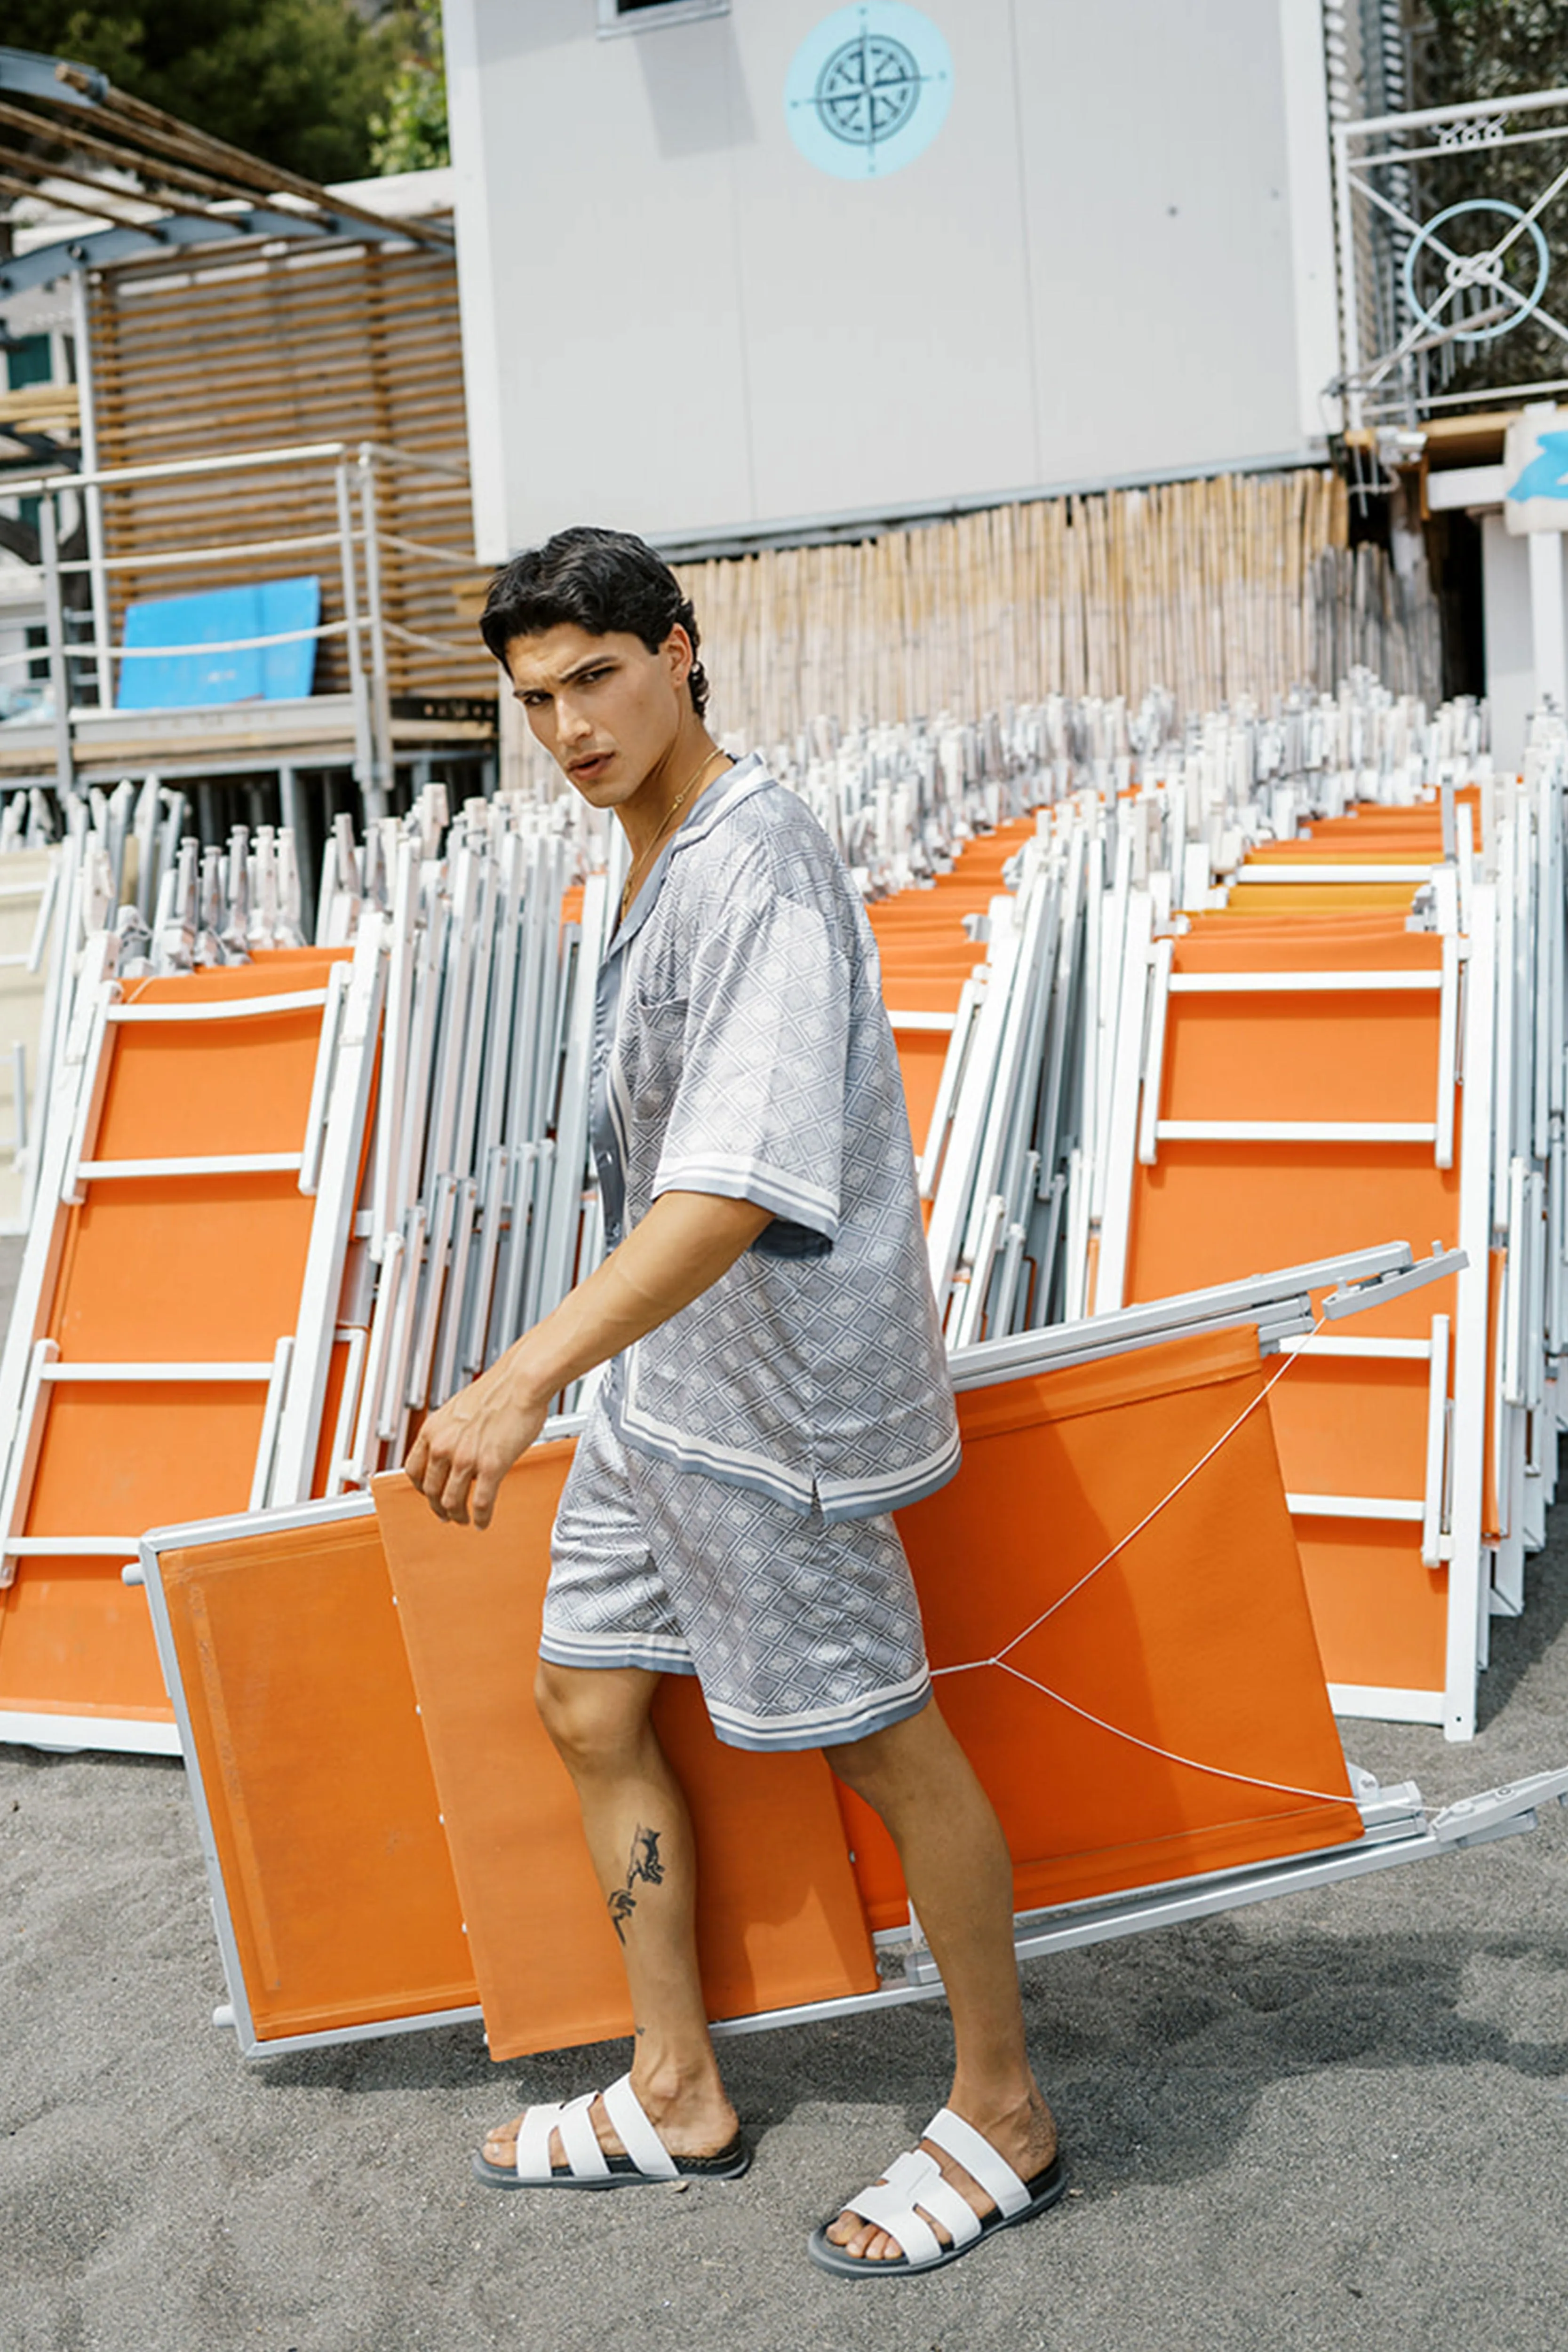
[917,689,1555,1742]
[0,666,1547,1751]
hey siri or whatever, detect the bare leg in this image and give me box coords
[823,1697,1057,2261]
[480,1662,738,2175]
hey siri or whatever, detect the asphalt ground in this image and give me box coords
[2,1226,1566,2352]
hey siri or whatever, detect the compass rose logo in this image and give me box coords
[785,5,953,182]
[816,32,923,148]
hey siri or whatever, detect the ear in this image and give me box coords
[663,624,694,692]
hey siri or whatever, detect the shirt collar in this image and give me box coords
[605,751,772,959]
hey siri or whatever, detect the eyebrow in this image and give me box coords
[514,650,619,695]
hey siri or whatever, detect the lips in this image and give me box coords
[569,754,612,780]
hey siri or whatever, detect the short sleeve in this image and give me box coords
[650,891,849,1248]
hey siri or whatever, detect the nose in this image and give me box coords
[557,693,592,746]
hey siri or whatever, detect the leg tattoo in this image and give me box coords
[607,1823,664,1943]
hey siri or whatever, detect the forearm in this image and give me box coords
[498,1188,772,1410]
[406,1188,772,1526]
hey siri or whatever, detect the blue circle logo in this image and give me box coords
[785,4,953,182]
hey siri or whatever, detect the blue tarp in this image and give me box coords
[115,576,321,710]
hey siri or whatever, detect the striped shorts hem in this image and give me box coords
[541,1403,931,1754]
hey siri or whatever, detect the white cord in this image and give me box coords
[931,1320,1353,1806]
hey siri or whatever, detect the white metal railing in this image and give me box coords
[0,438,478,819]
[1332,84,1568,431]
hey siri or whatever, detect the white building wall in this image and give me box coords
[446,0,1338,556]
[1481,515,1536,777]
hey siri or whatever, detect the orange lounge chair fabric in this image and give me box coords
[372,1450,880,2062]
[840,1327,1362,1931]
[146,1311,1364,2060]
[155,1508,476,2042]
[375,1326,1359,2041]
[0,954,349,1738]
[1121,920,1464,1704]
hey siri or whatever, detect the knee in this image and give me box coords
[828,1699,944,1809]
[828,1720,902,1805]
[534,1661,645,1776]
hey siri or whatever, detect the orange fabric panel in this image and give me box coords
[0,1553,172,1721]
[1161,992,1441,1125]
[1177,916,1440,969]
[1126,917,1459,1699]
[1267,1353,1430,1498]
[50,1178,318,1363]
[882,974,973,1013]
[311,1339,355,1498]
[836,1327,1360,1932]
[875,943,989,981]
[1291,1522,1447,1692]
[29,1383,268,1536]
[0,957,349,1731]
[158,1511,476,2041]
[1126,1145,1460,1307]
[0,1383,271,1722]
[372,1451,880,2062]
[94,999,328,1160]
[1242,840,1441,863]
[895,1031,948,1158]
[1222,882,1422,914]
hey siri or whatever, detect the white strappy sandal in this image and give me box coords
[471,2070,750,2191]
[808,2106,1065,2276]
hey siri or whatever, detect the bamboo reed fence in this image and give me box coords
[497,466,1443,789]
[680,469,1362,742]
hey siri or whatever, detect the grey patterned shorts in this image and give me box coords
[540,1400,931,1752]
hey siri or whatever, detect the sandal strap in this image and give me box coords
[512,2090,609,2182]
[556,2091,613,2178]
[923,2108,1030,2219]
[840,2147,982,2266]
[599,2073,678,2180]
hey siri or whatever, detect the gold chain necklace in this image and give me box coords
[619,749,725,920]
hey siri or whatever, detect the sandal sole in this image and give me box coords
[472,2141,751,2192]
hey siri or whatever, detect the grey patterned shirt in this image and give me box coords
[588,755,960,1522]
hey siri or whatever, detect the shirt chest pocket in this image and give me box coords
[622,990,689,1108]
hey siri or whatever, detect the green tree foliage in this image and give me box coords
[369,0,448,175]
[3,2,437,185]
[1414,1,1568,103]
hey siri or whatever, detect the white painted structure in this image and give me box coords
[444,0,1341,557]
[1429,407,1568,772]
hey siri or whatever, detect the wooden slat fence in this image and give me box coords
[87,237,491,705]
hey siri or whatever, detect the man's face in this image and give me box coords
[504,622,691,808]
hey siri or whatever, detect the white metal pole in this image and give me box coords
[334,461,376,822]
[357,450,393,825]
[68,269,115,712]
[1333,124,1364,437]
[35,494,74,795]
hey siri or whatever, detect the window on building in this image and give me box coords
[4,334,53,391]
[597,0,729,35]
[26,625,48,683]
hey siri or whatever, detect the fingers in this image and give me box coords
[437,1460,476,1525]
[404,1412,472,1523]
[470,1462,501,1532]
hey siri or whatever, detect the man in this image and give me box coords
[407,527,1060,2277]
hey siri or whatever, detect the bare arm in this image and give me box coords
[404,1188,772,1528]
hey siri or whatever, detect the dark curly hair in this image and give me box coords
[479,526,709,719]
